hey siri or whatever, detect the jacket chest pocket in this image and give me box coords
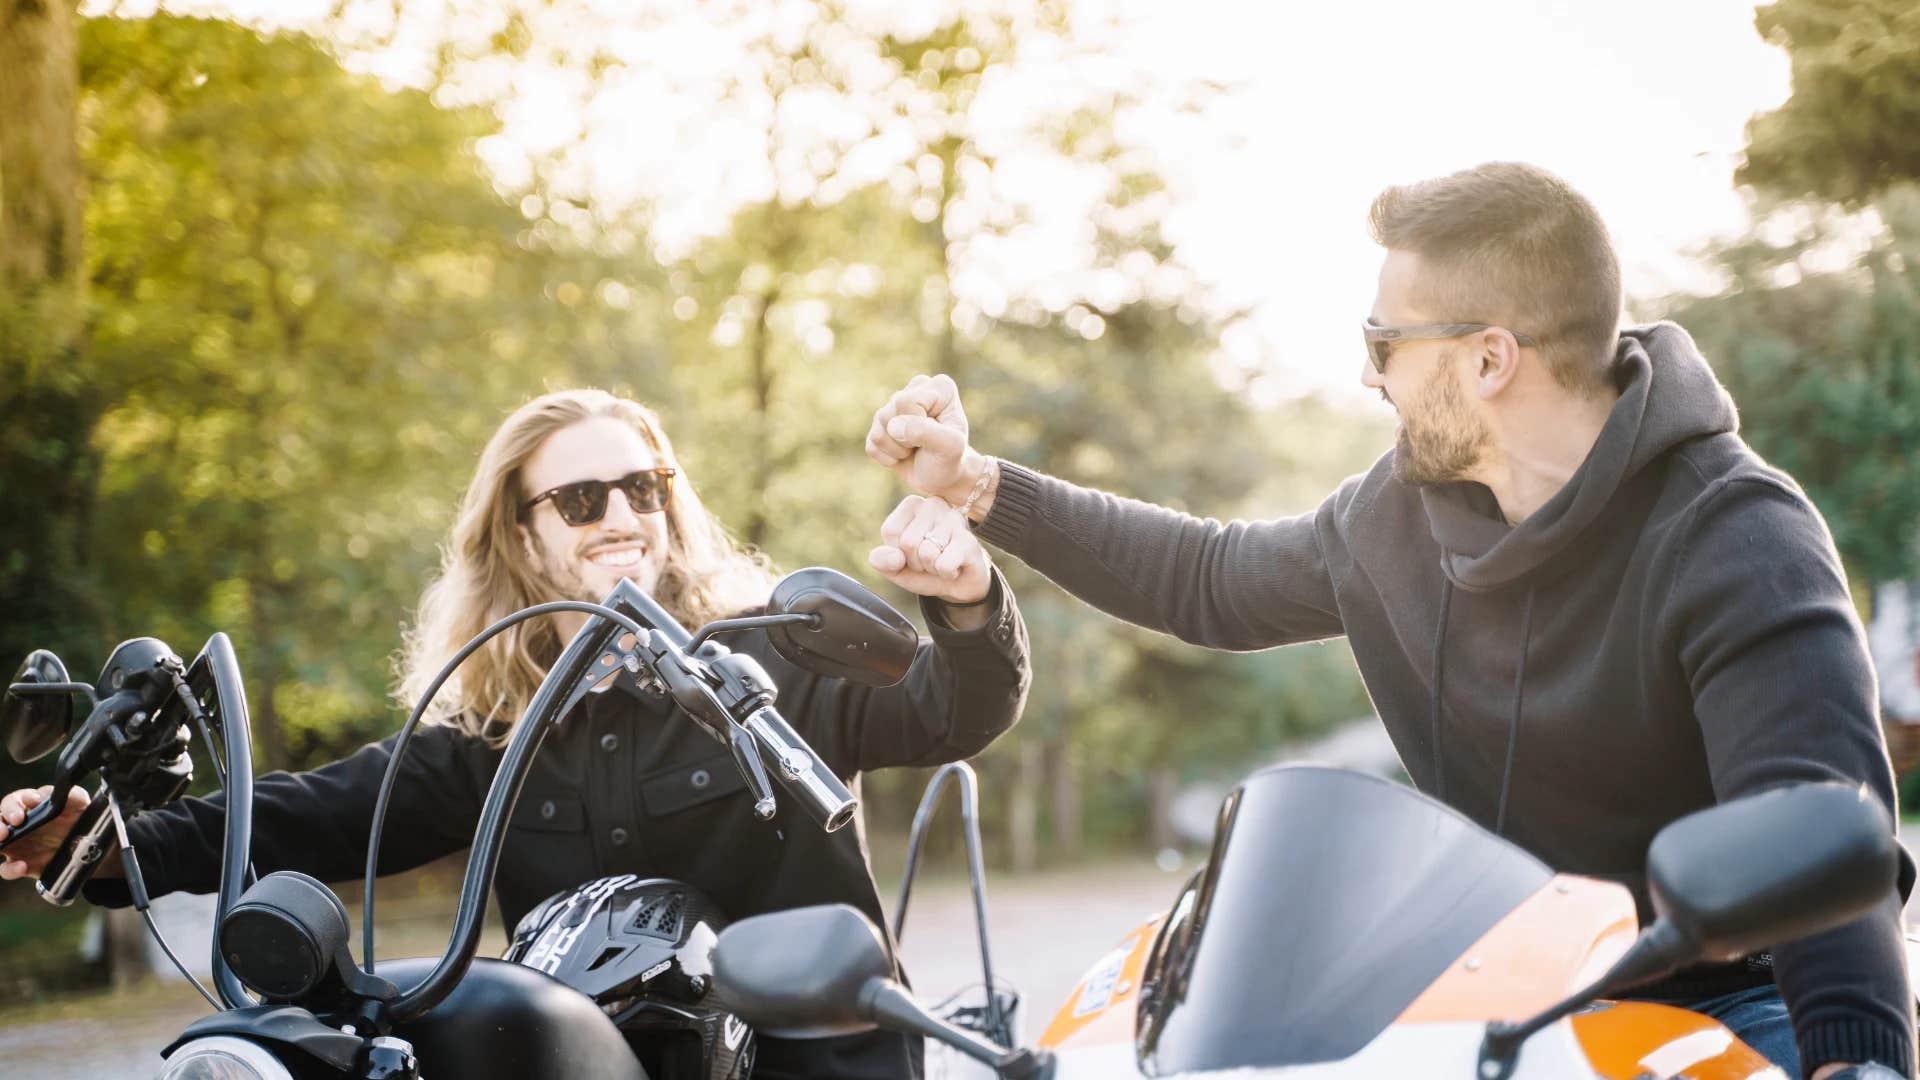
[638,753,747,817]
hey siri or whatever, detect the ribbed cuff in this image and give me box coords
[1799,1017,1915,1078]
[972,460,1042,551]
[922,566,1009,637]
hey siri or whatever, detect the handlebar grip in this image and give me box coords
[37,793,115,907]
[741,707,857,833]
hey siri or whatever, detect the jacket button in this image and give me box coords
[600,733,619,752]
[539,800,557,821]
[690,769,711,790]
[609,827,630,847]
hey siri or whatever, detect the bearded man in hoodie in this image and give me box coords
[864,162,1913,1079]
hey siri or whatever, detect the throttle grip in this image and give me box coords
[742,707,857,832]
[37,790,114,907]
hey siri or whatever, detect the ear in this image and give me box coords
[1473,327,1525,399]
[516,521,539,565]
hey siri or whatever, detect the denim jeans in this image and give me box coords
[1684,984,1800,1076]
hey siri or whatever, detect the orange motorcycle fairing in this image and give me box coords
[1393,872,1780,1078]
[1571,1001,1785,1080]
[1396,873,1640,1024]
[1037,915,1163,1053]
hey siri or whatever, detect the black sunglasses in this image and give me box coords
[1362,320,1537,374]
[522,467,678,526]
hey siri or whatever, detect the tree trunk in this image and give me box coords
[1147,766,1179,853]
[742,282,780,550]
[0,0,83,298]
[1007,738,1041,874]
[104,907,149,989]
[0,3,102,698]
[1045,737,1081,861]
[247,587,291,772]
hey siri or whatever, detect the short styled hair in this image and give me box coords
[1368,162,1623,394]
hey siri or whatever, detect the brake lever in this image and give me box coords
[726,721,779,821]
[636,631,784,820]
[0,789,67,851]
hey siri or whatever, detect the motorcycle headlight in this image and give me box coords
[157,1035,296,1080]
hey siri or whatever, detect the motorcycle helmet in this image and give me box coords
[506,875,753,1080]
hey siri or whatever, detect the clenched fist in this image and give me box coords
[868,495,992,615]
[866,374,994,517]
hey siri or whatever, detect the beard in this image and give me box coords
[528,531,660,604]
[1390,357,1493,487]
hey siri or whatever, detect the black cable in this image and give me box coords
[361,600,648,974]
[110,794,220,1011]
[170,671,255,888]
[171,671,227,791]
[142,908,221,1010]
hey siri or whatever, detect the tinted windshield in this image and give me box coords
[1138,766,1552,1073]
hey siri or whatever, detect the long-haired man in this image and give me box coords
[2,387,1030,1079]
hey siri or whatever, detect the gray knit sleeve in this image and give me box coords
[973,461,1344,651]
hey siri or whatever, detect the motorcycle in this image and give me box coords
[720,763,1903,1079]
[0,567,922,1079]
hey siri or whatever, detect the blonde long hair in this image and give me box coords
[397,389,778,744]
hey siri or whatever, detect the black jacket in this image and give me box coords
[90,570,1030,1079]
[973,326,1912,1074]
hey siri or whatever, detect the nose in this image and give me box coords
[599,487,643,531]
[1359,356,1385,390]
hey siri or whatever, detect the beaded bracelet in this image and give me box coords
[960,456,998,522]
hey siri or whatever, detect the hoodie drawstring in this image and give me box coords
[1494,587,1536,837]
[1429,582,1453,803]
[1429,580,1536,839]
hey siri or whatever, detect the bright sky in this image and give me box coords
[1104,0,1793,403]
[109,0,1794,408]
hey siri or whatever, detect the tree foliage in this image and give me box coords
[2,5,1385,857]
[1740,0,1920,206]
[1661,187,1920,585]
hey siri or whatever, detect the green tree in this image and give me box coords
[1739,0,1920,207]
[73,14,667,767]
[1,0,100,684]
[1660,187,1920,585]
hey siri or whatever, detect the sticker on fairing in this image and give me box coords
[1072,937,1138,1018]
[641,959,671,983]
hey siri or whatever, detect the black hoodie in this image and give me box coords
[975,322,1914,1075]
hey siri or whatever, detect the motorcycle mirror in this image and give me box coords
[3,650,76,763]
[714,905,1046,1075]
[711,904,891,1037]
[765,568,917,687]
[1480,782,1900,1080]
[1641,780,1897,966]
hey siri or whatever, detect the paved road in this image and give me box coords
[0,857,1190,1077]
[6,828,1917,1078]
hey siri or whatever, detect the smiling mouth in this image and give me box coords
[585,546,648,569]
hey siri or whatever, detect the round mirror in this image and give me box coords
[766,568,917,687]
[3,650,76,763]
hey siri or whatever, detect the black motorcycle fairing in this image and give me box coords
[159,962,648,1079]
[379,956,649,1080]
[162,1005,364,1072]
[1136,765,1555,1074]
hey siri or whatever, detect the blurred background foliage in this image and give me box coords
[1,0,1917,930]
[0,2,1385,879]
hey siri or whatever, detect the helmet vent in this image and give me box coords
[587,944,625,972]
[629,891,687,941]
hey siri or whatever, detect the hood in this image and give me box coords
[1419,322,1738,592]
